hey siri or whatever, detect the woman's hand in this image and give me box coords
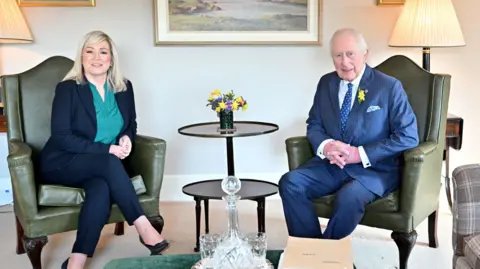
[109,145,129,159]
[119,135,132,156]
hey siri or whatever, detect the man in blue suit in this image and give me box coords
[279,28,419,240]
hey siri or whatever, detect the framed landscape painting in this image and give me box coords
[153,0,322,45]
[17,0,95,7]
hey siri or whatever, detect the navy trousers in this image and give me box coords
[279,157,377,239]
[41,153,145,257]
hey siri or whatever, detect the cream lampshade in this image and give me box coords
[0,0,34,43]
[388,0,465,71]
[0,0,33,117]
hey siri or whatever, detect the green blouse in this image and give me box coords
[89,82,124,145]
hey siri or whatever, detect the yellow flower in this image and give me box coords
[358,89,366,103]
[215,107,221,112]
[242,103,248,111]
[219,102,226,109]
[235,97,244,104]
[211,89,221,96]
[232,101,239,110]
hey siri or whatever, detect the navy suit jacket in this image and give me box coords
[39,79,137,173]
[306,65,419,197]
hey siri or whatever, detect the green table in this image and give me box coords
[104,250,356,269]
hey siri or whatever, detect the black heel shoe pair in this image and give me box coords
[61,258,68,269]
[141,239,171,255]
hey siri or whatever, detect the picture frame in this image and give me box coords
[17,0,95,7]
[377,0,405,5]
[153,0,323,45]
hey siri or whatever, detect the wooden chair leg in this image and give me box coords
[392,230,417,269]
[114,222,124,236]
[22,235,48,269]
[15,216,25,255]
[428,210,439,248]
[148,215,165,235]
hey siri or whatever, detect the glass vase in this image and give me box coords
[219,110,234,130]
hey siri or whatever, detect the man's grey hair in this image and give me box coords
[329,28,369,54]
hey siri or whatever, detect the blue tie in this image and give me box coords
[340,83,353,134]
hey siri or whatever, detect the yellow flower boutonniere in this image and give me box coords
[358,88,367,103]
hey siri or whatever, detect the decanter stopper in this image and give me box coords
[221,175,241,195]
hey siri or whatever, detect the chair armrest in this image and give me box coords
[7,139,38,221]
[399,141,440,215]
[285,136,315,171]
[128,134,166,199]
[451,164,480,257]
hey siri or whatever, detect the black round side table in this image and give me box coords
[182,179,278,252]
[178,121,280,251]
[178,121,279,176]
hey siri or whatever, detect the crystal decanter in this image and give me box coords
[211,176,256,269]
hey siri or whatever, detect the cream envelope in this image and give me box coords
[280,236,354,269]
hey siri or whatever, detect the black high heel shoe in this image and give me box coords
[141,239,170,255]
[61,258,69,269]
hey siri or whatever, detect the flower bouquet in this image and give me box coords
[206,89,248,131]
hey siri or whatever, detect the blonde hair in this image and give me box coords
[63,30,127,92]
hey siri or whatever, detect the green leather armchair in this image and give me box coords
[1,56,167,269]
[284,55,450,269]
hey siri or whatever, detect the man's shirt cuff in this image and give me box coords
[358,146,371,168]
[317,139,334,159]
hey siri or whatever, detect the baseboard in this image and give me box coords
[0,177,13,206]
[160,173,283,202]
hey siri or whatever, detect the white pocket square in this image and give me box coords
[366,105,380,113]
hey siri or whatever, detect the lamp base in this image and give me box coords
[422,47,430,72]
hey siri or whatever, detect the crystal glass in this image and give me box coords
[245,232,267,268]
[200,233,221,268]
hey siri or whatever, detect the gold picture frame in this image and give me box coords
[153,0,323,46]
[377,0,405,5]
[17,0,95,7]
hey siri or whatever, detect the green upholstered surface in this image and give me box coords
[37,175,147,206]
[103,250,356,269]
[104,251,285,269]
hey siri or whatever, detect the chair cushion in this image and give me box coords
[37,175,147,206]
[313,190,399,212]
[465,235,480,268]
[455,256,474,269]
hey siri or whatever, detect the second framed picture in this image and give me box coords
[377,0,405,5]
[17,0,95,7]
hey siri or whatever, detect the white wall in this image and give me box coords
[0,0,477,201]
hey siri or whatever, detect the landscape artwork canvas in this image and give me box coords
[153,0,322,45]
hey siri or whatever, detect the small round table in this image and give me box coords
[178,121,279,176]
[182,179,279,252]
[178,121,280,251]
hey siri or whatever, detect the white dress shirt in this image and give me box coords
[316,65,371,168]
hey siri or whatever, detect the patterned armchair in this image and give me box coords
[452,164,480,269]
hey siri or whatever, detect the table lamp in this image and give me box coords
[388,0,465,71]
[0,0,33,44]
[0,0,33,206]
[0,0,33,111]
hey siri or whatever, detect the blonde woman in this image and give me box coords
[38,31,170,269]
